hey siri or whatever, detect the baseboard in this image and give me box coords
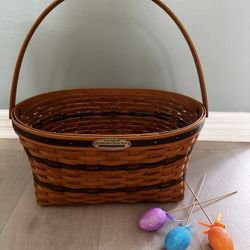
[0,110,17,138]
[1,110,250,142]
[199,112,250,142]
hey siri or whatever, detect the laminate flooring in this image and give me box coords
[0,140,249,250]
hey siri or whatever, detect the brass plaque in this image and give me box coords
[92,138,131,151]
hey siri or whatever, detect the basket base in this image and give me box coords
[34,182,185,206]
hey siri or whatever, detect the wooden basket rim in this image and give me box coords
[12,88,206,141]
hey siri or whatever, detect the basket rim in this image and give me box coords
[12,88,206,141]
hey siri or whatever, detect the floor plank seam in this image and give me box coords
[229,150,250,180]
[96,205,103,250]
[193,224,203,250]
[0,177,32,236]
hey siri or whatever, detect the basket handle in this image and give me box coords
[9,0,208,118]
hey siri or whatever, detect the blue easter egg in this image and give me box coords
[164,226,192,250]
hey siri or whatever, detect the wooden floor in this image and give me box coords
[0,140,249,250]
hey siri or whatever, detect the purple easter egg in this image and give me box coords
[139,208,167,232]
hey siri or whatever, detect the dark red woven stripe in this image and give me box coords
[25,147,186,171]
[13,122,204,147]
[33,174,185,194]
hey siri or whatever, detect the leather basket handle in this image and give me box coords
[9,0,208,118]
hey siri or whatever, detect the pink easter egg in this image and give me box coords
[139,208,167,232]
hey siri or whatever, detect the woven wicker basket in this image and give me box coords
[9,0,208,205]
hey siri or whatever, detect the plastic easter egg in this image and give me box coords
[208,226,234,250]
[164,226,192,250]
[139,208,167,232]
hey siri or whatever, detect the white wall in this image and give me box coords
[1,0,250,111]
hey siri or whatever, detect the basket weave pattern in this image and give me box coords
[9,0,208,205]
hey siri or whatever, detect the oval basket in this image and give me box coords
[9,0,208,205]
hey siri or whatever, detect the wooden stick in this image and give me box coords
[167,191,237,214]
[186,175,207,225]
[186,182,213,225]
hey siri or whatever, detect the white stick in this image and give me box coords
[167,191,237,214]
[186,182,213,225]
[186,175,207,225]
